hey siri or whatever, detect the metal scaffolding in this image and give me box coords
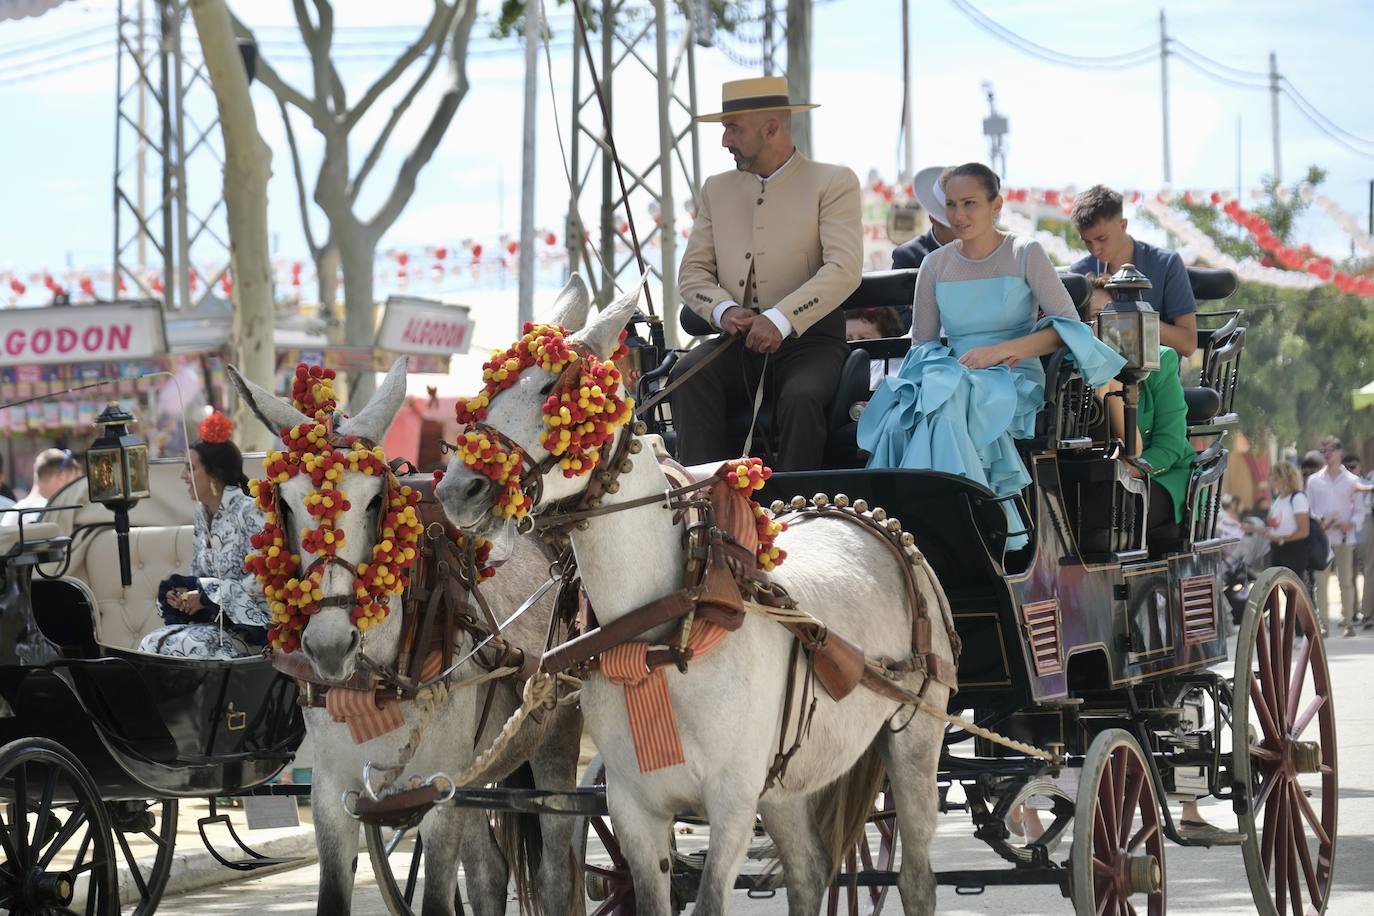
[566,0,702,345]
[113,0,231,311]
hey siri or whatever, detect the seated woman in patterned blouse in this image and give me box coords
[138,412,270,659]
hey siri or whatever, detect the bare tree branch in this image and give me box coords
[291,0,335,113]
[278,95,324,258]
[311,0,348,112]
[342,0,455,133]
[366,0,477,237]
[229,16,328,129]
[348,21,448,203]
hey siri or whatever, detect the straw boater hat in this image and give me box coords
[696,76,818,122]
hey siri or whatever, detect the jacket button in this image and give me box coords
[745,252,751,259]
[738,280,745,287]
[757,197,764,204]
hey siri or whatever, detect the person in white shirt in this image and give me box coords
[1305,436,1364,637]
[0,448,83,528]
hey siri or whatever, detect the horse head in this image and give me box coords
[436,272,643,538]
[228,358,412,682]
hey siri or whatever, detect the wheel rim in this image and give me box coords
[1072,729,1166,916]
[109,799,176,916]
[1233,569,1338,916]
[826,785,897,916]
[572,757,636,916]
[366,821,470,916]
[0,738,118,916]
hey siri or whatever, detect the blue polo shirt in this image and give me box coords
[1070,238,1196,323]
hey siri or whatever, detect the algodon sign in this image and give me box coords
[375,296,474,357]
[0,302,165,367]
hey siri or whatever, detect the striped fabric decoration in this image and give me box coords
[599,621,730,772]
[325,651,444,744]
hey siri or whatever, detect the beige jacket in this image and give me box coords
[679,154,863,337]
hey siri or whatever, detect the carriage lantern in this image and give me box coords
[1098,263,1161,379]
[1097,264,1162,461]
[86,401,150,587]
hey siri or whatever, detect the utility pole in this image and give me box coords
[1159,9,1172,185]
[517,0,540,329]
[1269,51,1282,183]
[1368,179,1372,236]
[1235,115,1242,201]
[762,0,775,76]
[900,0,913,182]
[981,81,1007,179]
[786,0,812,157]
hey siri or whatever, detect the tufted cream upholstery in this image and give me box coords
[43,457,262,650]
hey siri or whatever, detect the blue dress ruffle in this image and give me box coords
[859,282,1125,551]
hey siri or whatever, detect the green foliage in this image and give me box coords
[1210,281,1374,450]
[492,1,740,39]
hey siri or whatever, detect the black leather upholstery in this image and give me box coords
[838,269,919,312]
[1187,267,1238,302]
[1183,386,1222,424]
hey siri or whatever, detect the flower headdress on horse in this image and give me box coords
[244,364,425,653]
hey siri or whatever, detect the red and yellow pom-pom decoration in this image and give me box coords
[198,410,234,444]
[453,323,634,515]
[244,363,424,653]
[724,458,788,571]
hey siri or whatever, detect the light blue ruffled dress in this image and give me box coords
[858,234,1125,548]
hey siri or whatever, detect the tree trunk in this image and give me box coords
[787,0,812,158]
[188,0,275,452]
[317,242,341,322]
[337,226,378,410]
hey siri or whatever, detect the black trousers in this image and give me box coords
[670,308,848,471]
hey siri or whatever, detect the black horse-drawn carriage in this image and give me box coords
[0,478,307,915]
[554,263,1333,916]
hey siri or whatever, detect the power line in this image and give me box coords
[946,0,1156,70]
[1279,87,1374,160]
[0,50,113,87]
[0,21,108,59]
[1167,39,1269,80]
[1168,46,1270,93]
[1280,77,1374,151]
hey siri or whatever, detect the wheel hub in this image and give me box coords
[1125,854,1161,895]
[24,868,75,908]
[1291,740,1322,774]
[586,871,610,901]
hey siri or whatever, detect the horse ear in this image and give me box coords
[227,365,310,435]
[337,357,409,444]
[572,273,646,360]
[549,273,592,331]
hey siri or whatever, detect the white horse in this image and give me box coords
[230,353,586,916]
[436,277,955,915]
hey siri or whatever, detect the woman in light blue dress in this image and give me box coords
[858,163,1125,547]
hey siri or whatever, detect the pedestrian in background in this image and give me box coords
[1268,460,1316,630]
[1306,437,1363,637]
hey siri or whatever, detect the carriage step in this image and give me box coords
[1180,827,1247,847]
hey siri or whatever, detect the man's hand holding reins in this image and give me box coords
[745,315,783,353]
[719,306,755,337]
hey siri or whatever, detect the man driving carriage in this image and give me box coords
[671,76,864,471]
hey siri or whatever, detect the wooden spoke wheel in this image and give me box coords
[108,800,176,916]
[365,821,467,916]
[1071,729,1166,916]
[826,783,897,916]
[1233,568,1338,916]
[0,738,119,916]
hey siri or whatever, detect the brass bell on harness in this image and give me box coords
[632,421,648,435]
[789,495,807,510]
[886,518,902,534]
[619,459,635,473]
[833,493,850,508]
[812,493,830,508]
[853,499,869,513]
[899,532,916,547]
[770,500,786,515]
[627,439,643,454]
[871,507,888,523]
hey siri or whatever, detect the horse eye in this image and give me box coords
[367,493,383,513]
[538,378,557,396]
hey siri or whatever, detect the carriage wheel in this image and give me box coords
[1070,729,1166,916]
[571,756,641,916]
[1232,568,1337,916]
[825,783,897,916]
[365,821,465,916]
[0,737,119,915]
[108,800,176,915]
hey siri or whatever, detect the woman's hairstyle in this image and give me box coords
[941,162,1001,200]
[852,306,905,338]
[192,439,251,495]
[1270,460,1303,496]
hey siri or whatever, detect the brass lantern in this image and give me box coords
[1097,263,1162,381]
[86,401,150,587]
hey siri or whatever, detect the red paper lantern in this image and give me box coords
[507,241,519,255]
[545,232,557,246]
[8,278,24,295]
[1210,191,1222,204]
[221,274,233,295]
[397,252,410,267]
[1044,190,1060,206]
[79,275,94,295]
[471,244,483,259]
[435,246,448,261]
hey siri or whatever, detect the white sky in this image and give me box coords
[2,0,1372,289]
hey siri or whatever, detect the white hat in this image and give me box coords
[912,165,950,228]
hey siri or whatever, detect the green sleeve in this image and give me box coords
[1140,348,1192,475]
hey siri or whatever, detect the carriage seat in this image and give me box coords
[79,526,197,649]
[0,521,63,558]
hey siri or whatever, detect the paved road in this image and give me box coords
[155,625,1374,914]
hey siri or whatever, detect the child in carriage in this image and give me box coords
[138,412,270,659]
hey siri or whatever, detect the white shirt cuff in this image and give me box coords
[762,308,793,338]
[711,300,738,328]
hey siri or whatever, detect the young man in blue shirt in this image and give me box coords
[1070,185,1198,357]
